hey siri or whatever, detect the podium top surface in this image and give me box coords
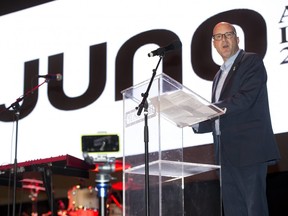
[122,73,225,127]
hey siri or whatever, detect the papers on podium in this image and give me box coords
[149,89,225,128]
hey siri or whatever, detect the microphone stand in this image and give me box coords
[136,54,163,216]
[6,79,48,216]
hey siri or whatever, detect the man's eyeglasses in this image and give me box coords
[212,31,236,41]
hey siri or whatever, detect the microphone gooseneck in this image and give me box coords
[148,40,182,57]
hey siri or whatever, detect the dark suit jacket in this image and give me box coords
[197,49,280,167]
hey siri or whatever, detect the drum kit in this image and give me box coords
[65,183,123,216]
[63,159,130,216]
[22,159,131,216]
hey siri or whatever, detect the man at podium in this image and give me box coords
[192,22,280,216]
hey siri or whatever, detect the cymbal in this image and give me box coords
[92,160,131,172]
[21,178,46,191]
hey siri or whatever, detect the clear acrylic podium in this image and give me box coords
[121,73,225,216]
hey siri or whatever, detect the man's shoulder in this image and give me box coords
[240,50,262,63]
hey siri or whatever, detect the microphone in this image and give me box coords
[148,40,182,57]
[38,74,63,81]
